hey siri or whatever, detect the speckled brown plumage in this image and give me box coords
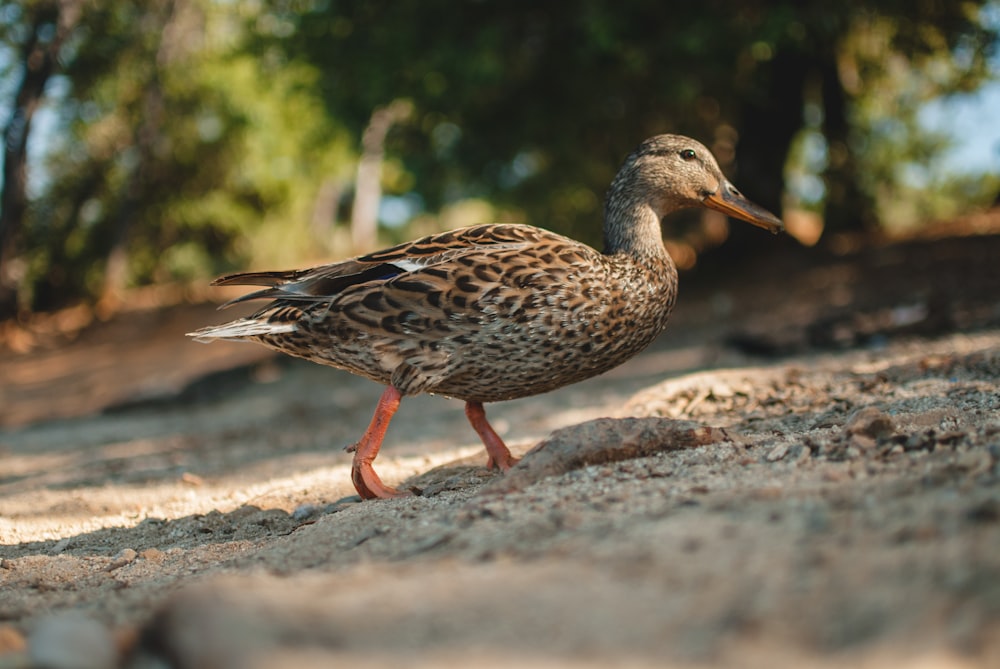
[189,134,783,499]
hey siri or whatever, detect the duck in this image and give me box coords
[188,134,783,500]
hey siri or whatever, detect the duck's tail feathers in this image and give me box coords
[186,319,297,343]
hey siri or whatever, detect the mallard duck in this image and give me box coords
[188,134,782,499]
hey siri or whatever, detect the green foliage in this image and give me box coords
[273,1,774,246]
[1,0,997,313]
[12,0,354,309]
[838,8,999,229]
[270,0,999,242]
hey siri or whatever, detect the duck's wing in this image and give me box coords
[211,224,549,312]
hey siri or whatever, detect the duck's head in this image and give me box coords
[606,134,783,237]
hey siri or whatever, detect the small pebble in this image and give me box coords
[752,486,783,500]
[822,467,851,483]
[105,548,138,572]
[180,472,204,486]
[709,382,734,399]
[49,537,72,555]
[766,443,790,462]
[0,624,27,652]
[292,504,318,521]
[848,434,877,451]
[28,612,117,669]
[140,548,165,563]
[845,406,895,439]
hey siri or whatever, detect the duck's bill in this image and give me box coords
[704,182,783,234]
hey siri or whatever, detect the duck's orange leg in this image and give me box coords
[465,401,519,471]
[346,386,410,499]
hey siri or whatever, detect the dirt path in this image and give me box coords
[1,230,999,668]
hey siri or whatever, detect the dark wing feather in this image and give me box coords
[217,263,404,309]
[213,224,546,310]
[211,269,308,287]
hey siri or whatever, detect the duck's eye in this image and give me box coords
[679,149,697,161]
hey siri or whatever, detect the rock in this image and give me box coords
[844,406,895,439]
[28,612,118,669]
[105,548,138,572]
[848,434,877,451]
[141,586,270,669]
[766,443,790,462]
[0,624,27,652]
[49,537,72,555]
[482,417,737,494]
[140,548,165,563]
[291,504,318,521]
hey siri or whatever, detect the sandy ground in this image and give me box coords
[1,225,999,668]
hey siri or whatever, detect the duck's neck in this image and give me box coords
[601,198,670,260]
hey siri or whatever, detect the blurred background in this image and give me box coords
[0,0,997,327]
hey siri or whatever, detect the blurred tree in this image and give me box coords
[0,0,995,319]
[0,0,84,318]
[839,8,998,231]
[275,0,996,250]
[352,99,413,252]
[3,0,353,316]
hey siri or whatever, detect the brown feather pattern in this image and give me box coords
[203,223,674,402]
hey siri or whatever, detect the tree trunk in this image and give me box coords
[311,177,347,244]
[351,100,412,253]
[99,0,183,315]
[717,50,809,261]
[0,1,84,318]
[820,56,876,235]
[99,80,166,314]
